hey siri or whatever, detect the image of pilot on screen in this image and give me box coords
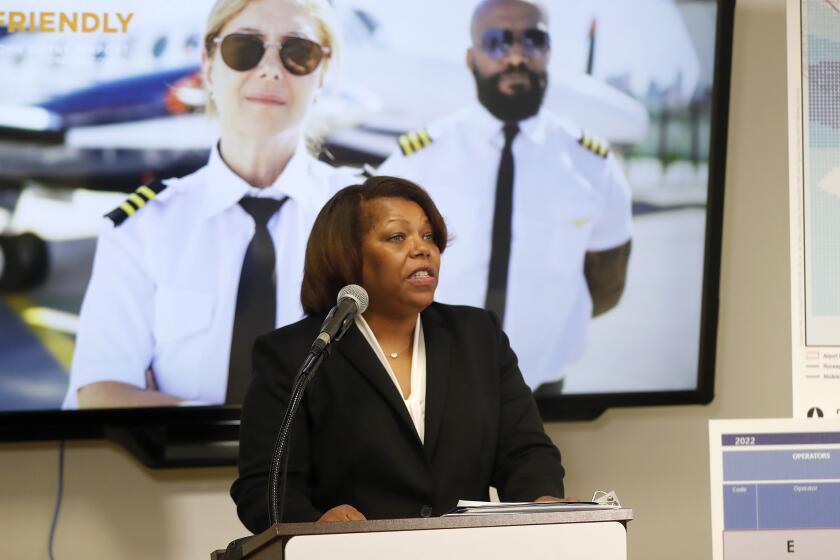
[0,0,718,410]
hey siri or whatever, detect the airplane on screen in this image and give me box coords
[0,1,657,191]
[0,0,664,290]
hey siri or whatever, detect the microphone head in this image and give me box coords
[337,284,369,314]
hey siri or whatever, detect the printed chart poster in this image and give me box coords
[710,419,840,560]
[788,0,840,418]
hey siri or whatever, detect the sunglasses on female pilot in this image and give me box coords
[480,28,551,59]
[213,33,330,75]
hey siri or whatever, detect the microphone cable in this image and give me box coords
[48,440,66,560]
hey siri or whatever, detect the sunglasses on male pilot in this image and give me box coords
[480,28,551,59]
[213,33,330,75]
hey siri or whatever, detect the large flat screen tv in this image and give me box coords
[0,0,732,465]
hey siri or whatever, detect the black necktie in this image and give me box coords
[226,196,288,404]
[485,122,519,322]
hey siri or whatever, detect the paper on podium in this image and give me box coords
[444,499,621,516]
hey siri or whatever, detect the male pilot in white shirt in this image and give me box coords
[378,0,632,391]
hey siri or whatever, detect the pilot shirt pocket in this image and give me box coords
[154,287,214,343]
[519,207,596,277]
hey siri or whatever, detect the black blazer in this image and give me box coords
[232,302,565,533]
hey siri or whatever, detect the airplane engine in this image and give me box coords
[0,232,49,292]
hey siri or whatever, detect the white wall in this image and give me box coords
[0,1,792,558]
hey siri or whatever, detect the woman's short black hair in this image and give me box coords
[301,175,448,315]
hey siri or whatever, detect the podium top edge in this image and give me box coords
[245,508,633,549]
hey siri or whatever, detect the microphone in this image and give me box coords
[0,232,49,292]
[309,284,369,356]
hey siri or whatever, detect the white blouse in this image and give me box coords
[354,314,427,443]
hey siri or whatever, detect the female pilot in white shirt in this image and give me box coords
[64,0,355,408]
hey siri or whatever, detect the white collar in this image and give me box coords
[355,314,423,364]
[468,102,547,146]
[201,141,315,218]
[354,313,425,401]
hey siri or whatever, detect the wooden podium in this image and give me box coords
[213,508,633,560]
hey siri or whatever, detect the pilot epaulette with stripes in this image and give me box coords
[397,128,433,156]
[105,180,168,226]
[578,132,610,158]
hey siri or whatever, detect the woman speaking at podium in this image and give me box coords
[233,176,565,532]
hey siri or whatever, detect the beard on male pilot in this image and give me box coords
[472,62,548,123]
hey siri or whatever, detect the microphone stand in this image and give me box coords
[267,300,360,526]
[267,349,328,526]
